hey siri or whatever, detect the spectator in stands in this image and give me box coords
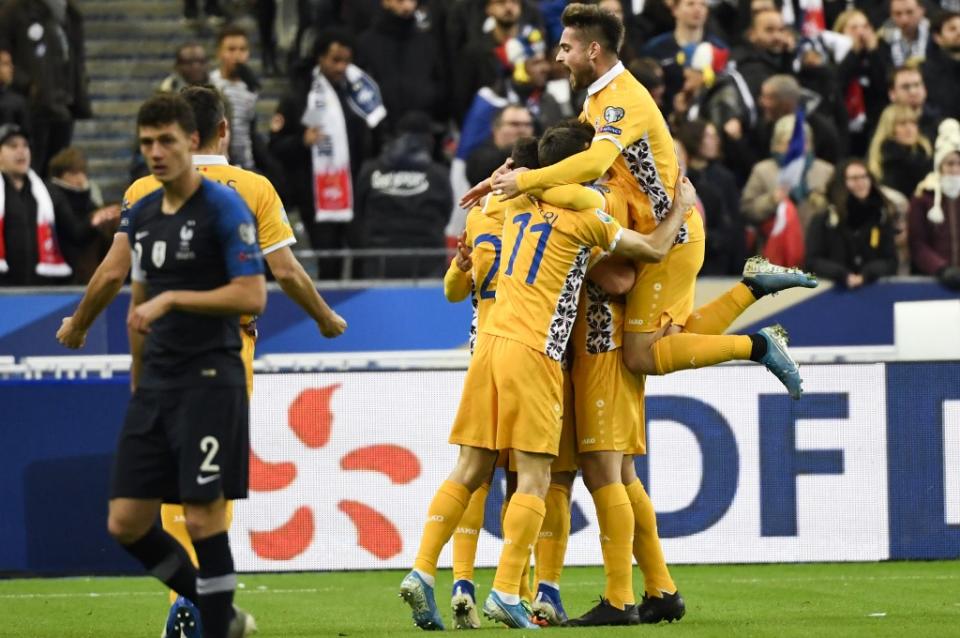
[0,50,28,133]
[254,0,280,76]
[465,104,534,186]
[46,147,120,284]
[640,0,730,118]
[271,28,384,279]
[868,104,932,199]
[677,118,744,274]
[158,42,209,93]
[0,124,96,286]
[352,111,452,278]
[183,0,225,26]
[596,0,640,65]
[887,64,939,142]
[741,114,833,233]
[922,11,960,121]
[806,158,900,289]
[732,8,795,101]
[0,0,91,177]
[909,118,960,289]
[356,0,447,134]
[834,9,892,156]
[454,0,529,120]
[211,25,259,170]
[752,75,842,166]
[881,0,930,67]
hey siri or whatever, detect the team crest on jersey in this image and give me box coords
[595,210,614,223]
[180,224,194,242]
[238,223,256,245]
[151,241,167,268]
[604,106,625,123]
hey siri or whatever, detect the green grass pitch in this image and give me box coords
[0,562,956,637]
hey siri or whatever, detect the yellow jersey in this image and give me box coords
[483,196,624,361]
[122,155,295,326]
[571,175,633,354]
[583,62,704,244]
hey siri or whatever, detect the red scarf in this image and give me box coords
[0,169,72,277]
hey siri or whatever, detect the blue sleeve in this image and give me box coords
[119,196,136,239]
[213,188,265,279]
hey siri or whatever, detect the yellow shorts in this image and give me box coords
[624,240,705,333]
[572,348,642,453]
[449,334,564,456]
[241,329,255,395]
[552,369,579,472]
[626,375,647,456]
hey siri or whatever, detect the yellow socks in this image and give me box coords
[624,479,676,597]
[492,493,545,597]
[683,283,756,335]
[413,480,472,577]
[452,483,489,583]
[651,333,753,374]
[592,483,635,609]
[535,483,571,586]
[501,494,533,600]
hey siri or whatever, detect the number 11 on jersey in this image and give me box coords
[505,212,553,285]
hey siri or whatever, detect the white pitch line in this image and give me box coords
[0,587,341,600]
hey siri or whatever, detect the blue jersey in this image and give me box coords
[124,178,264,389]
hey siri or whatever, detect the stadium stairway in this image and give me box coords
[78,0,284,202]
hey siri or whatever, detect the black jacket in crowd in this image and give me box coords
[356,10,448,132]
[923,46,960,122]
[0,85,30,132]
[352,133,452,278]
[805,189,899,286]
[879,140,931,200]
[687,161,744,276]
[0,0,90,122]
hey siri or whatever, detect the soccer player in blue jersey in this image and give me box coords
[105,93,264,638]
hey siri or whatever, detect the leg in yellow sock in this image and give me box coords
[412,480,472,577]
[651,333,753,375]
[535,482,571,587]
[683,283,756,335]
[452,483,489,583]
[624,479,676,597]
[592,483,636,609]
[492,493,546,596]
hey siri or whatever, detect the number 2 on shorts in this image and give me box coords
[199,435,221,473]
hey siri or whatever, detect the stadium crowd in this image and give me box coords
[0,0,959,289]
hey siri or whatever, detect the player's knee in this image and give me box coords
[107,513,147,545]
[183,502,228,540]
[580,453,621,493]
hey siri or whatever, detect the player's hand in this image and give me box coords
[460,179,493,209]
[318,311,347,338]
[455,231,473,272]
[674,176,698,212]
[127,292,173,334]
[56,316,87,349]
[491,168,528,201]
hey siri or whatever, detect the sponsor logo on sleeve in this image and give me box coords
[599,125,622,135]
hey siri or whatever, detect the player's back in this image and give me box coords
[484,196,623,361]
[465,195,507,342]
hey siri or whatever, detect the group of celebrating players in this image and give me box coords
[398,3,817,630]
[49,3,821,637]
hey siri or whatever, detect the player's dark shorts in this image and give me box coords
[110,385,249,503]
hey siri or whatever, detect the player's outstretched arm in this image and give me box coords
[536,184,606,211]
[494,141,621,199]
[588,255,636,296]
[612,177,698,263]
[56,234,133,349]
[128,275,267,335]
[265,246,347,338]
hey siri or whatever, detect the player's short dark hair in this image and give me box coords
[216,24,249,46]
[48,146,87,178]
[179,85,225,147]
[314,28,355,59]
[137,93,198,136]
[511,137,541,170]
[932,10,960,35]
[561,3,625,54]
[538,119,594,167]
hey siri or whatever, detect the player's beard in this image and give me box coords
[567,66,593,91]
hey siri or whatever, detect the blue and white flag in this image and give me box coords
[778,105,807,192]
